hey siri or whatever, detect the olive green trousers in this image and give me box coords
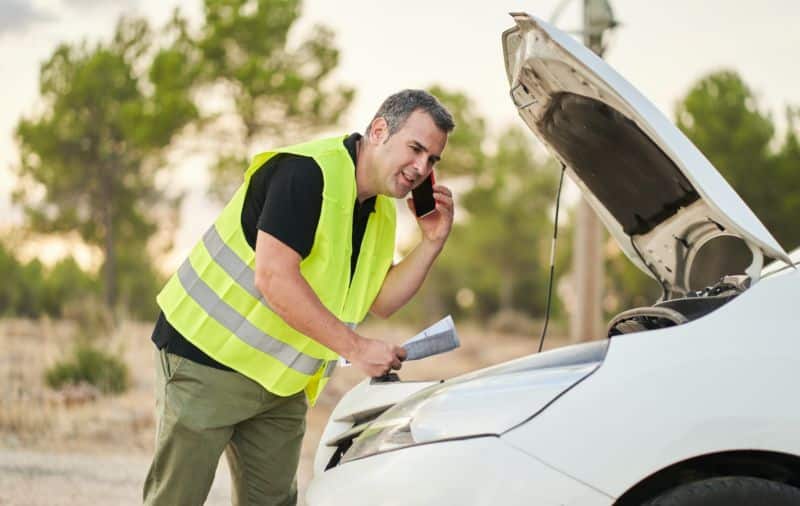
[143,349,307,506]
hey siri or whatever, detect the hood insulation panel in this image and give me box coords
[539,92,700,236]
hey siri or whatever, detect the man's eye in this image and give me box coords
[410,145,421,153]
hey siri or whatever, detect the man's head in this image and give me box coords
[365,89,455,139]
[360,90,455,200]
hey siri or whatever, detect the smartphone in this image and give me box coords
[412,172,436,218]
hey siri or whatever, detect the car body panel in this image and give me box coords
[312,340,607,475]
[762,244,800,277]
[409,361,598,443]
[307,436,613,506]
[502,266,800,497]
[502,14,790,293]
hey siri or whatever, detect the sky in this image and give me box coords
[2,0,799,268]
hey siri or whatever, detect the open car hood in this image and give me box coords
[502,13,791,295]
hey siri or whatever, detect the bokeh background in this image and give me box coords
[1,1,799,504]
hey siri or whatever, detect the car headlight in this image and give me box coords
[340,386,438,464]
[341,347,605,464]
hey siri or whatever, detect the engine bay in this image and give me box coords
[607,275,749,337]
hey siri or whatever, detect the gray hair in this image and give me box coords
[366,89,455,138]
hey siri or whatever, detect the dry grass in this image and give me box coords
[0,316,570,497]
[0,318,155,452]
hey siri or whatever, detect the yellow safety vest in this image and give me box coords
[157,135,396,405]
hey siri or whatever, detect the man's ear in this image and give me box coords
[368,117,389,144]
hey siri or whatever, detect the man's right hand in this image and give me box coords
[348,337,407,378]
[254,232,407,378]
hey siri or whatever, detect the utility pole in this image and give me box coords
[553,0,618,342]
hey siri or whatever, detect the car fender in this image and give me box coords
[502,268,800,498]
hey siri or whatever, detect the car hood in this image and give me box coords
[502,13,791,295]
[404,339,607,440]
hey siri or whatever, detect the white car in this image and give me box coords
[306,13,800,506]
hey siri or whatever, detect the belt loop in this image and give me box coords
[159,347,171,378]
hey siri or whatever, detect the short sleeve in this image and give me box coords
[256,155,324,258]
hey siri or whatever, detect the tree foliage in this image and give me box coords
[183,0,355,200]
[606,70,800,316]
[396,87,569,328]
[13,16,197,313]
[0,248,47,318]
[452,126,565,318]
[0,241,99,318]
[11,3,354,320]
[676,70,800,250]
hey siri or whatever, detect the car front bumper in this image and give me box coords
[305,436,613,506]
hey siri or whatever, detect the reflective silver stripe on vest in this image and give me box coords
[323,360,337,377]
[177,259,325,376]
[202,226,268,306]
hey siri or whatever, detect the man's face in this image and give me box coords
[369,109,447,198]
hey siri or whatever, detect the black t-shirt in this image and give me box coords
[150,133,376,370]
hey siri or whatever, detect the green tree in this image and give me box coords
[0,242,22,316]
[773,109,800,248]
[182,0,355,200]
[396,86,568,326]
[14,16,197,313]
[426,85,487,178]
[392,87,488,323]
[0,236,100,318]
[0,242,48,317]
[675,70,800,249]
[11,256,46,318]
[42,256,100,318]
[605,70,800,317]
[115,245,164,320]
[447,126,564,320]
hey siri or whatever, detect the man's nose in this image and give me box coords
[413,155,429,176]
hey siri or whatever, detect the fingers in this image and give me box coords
[433,193,454,213]
[353,339,409,378]
[395,346,407,362]
[387,346,404,372]
[432,184,452,198]
[432,185,454,215]
[406,198,416,213]
[388,346,405,372]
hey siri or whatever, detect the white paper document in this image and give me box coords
[338,315,460,367]
[401,315,460,361]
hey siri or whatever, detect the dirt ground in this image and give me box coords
[0,317,568,505]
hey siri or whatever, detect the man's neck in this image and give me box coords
[354,137,376,203]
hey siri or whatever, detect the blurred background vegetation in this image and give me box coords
[3,0,800,393]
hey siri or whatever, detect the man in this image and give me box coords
[143,89,455,505]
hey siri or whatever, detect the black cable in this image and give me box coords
[538,164,567,353]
